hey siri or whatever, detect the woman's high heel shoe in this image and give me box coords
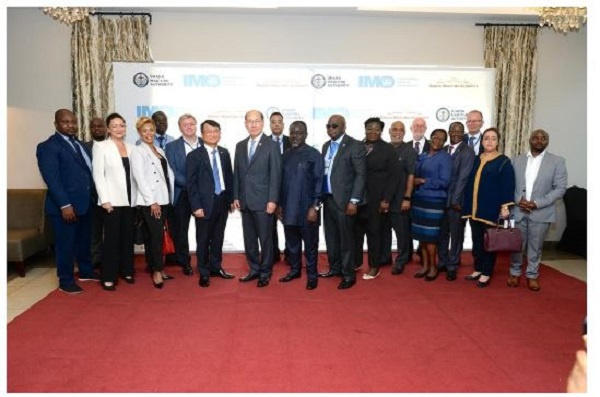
[477,276,491,288]
[414,270,428,279]
[424,271,439,282]
[464,273,482,281]
[152,272,164,289]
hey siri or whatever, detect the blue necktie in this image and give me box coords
[68,136,87,166]
[322,141,339,193]
[469,136,475,148]
[248,139,256,161]
[212,149,222,194]
[157,135,165,149]
[275,136,282,154]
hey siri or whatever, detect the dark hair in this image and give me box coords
[151,110,166,121]
[201,119,221,131]
[482,127,500,141]
[106,112,125,127]
[290,120,307,130]
[364,117,385,130]
[448,121,464,132]
[270,111,283,120]
[431,128,448,142]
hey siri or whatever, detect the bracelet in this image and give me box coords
[403,196,411,201]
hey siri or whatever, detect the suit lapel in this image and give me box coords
[55,133,88,169]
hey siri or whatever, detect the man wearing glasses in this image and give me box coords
[318,114,366,289]
[464,110,485,156]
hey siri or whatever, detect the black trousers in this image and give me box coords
[172,190,192,266]
[195,194,229,278]
[437,208,466,271]
[241,209,274,280]
[102,206,135,283]
[140,205,169,272]
[353,208,388,270]
[323,196,356,282]
[284,223,319,281]
[90,205,104,265]
[390,211,412,269]
[470,219,497,277]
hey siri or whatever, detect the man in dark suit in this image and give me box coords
[268,111,291,264]
[278,121,323,290]
[233,110,282,288]
[187,120,235,288]
[353,117,400,280]
[165,114,203,276]
[36,109,98,293]
[407,117,430,155]
[84,117,106,269]
[437,122,475,281]
[319,114,366,289]
[463,110,485,156]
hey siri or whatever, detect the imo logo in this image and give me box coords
[358,75,395,88]
[133,72,149,88]
[311,74,327,89]
[183,74,221,87]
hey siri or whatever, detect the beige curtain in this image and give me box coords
[484,26,538,157]
[71,15,152,140]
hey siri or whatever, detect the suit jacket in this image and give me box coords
[444,142,475,207]
[92,139,137,207]
[84,140,99,204]
[511,151,568,223]
[463,132,484,155]
[36,132,93,216]
[165,136,203,205]
[187,144,234,219]
[407,139,430,155]
[269,134,292,155]
[130,143,175,206]
[233,134,282,211]
[322,134,366,210]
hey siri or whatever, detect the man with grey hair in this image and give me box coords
[508,129,567,292]
[464,110,485,155]
[407,117,429,155]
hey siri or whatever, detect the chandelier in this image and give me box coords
[539,7,587,34]
[43,7,94,25]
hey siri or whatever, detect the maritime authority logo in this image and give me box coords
[133,72,149,88]
[311,74,327,89]
[436,107,450,122]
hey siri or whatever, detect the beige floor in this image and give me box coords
[6,246,586,323]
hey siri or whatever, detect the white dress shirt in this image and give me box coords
[525,150,546,201]
[204,144,225,190]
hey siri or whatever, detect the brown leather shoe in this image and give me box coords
[527,278,541,292]
[507,275,520,288]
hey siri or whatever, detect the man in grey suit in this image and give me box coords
[233,109,282,287]
[318,114,366,289]
[437,122,475,281]
[509,129,568,291]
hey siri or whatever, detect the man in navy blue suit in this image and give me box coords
[278,121,323,290]
[186,120,235,288]
[36,109,98,293]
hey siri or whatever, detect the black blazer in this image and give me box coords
[407,139,430,155]
[444,142,475,207]
[186,144,233,219]
[363,140,401,212]
[269,134,292,154]
[233,134,282,211]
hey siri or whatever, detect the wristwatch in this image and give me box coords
[350,199,360,205]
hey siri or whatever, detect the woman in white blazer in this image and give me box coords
[92,113,138,291]
[131,117,176,288]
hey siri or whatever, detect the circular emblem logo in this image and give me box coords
[311,74,327,89]
[436,107,450,122]
[133,72,149,88]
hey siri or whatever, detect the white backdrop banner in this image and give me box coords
[114,62,496,252]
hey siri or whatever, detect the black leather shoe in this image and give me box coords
[446,270,457,281]
[306,279,318,290]
[337,279,356,289]
[123,276,135,284]
[414,271,427,279]
[183,265,194,276]
[153,280,164,289]
[211,269,235,279]
[257,278,270,288]
[424,271,439,282]
[162,274,175,280]
[199,276,210,288]
[279,272,301,282]
[391,266,404,275]
[239,273,260,282]
[437,265,448,273]
[318,271,342,278]
[102,282,116,291]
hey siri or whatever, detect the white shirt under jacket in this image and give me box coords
[92,139,138,207]
[130,143,175,206]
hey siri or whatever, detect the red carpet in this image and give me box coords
[7,253,586,392]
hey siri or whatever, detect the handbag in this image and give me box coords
[162,219,176,255]
[483,220,523,252]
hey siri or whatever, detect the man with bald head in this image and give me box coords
[37,109,98,293]
[318,114,366,289]
[464,110,485,155]
[233,109,282,287]
[408,117,430,155]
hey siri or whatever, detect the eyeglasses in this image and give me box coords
[326,123,339,129]
[466,120,482,123]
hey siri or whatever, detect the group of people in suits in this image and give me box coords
[36,107,567,294]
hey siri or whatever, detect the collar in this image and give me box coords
[331,134,345,144]
[527,150,546,159]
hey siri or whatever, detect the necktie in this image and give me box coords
[212,149,222,194]
[157,135,165,149]
[248,139,256,161]
[450,145,455,155]
[469,136,475,148]
[415,141,420,154]
[68,136,86,165]
[322,141,339,193]
[275,136,282,154]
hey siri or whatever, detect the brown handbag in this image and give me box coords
[484,221,523,252]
